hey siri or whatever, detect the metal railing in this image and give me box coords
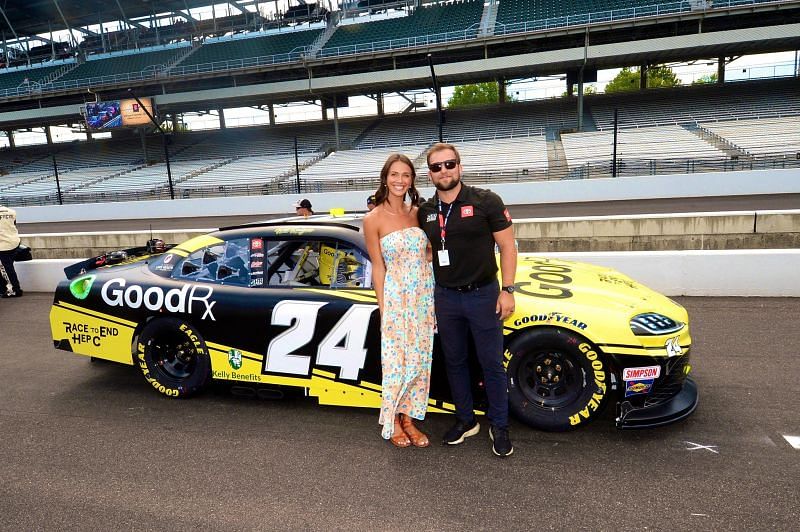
[3,150,797,207]
[493,0,792,37]
[0,0,793,99]
[318,25,481,58]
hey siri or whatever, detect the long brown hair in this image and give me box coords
[373,153,420,207]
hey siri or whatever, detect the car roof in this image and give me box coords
[220,212,366,232]
[214,213,367,245]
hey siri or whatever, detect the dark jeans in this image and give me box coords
[435,281,508,429]
[0,249,21,293]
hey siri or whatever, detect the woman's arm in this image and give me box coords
[363,212,386,315]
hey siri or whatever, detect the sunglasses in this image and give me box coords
[428,159,458,173]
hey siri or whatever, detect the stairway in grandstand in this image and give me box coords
[479,0,498,37]
[685,123,750,160]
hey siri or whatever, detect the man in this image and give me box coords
[0,204,23,298]
[417,143,517,457]
[366,194,376,211]
[293,198,314,217]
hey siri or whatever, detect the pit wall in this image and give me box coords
[11,167,800,296]
[20,209,800,259]
[16,250,800,296]
[16,168,800,224]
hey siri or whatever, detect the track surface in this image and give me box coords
[18,193,800,233]
[1,294,798,529]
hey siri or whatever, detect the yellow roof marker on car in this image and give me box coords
[329,207,346,217]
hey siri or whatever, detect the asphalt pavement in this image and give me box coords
[1,294,798,530]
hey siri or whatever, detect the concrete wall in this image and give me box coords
[515,210,800,252]
[16,168,800,223]
[22,209,800,259]
[16,249,800,297]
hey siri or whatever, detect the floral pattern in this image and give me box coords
[378,227,435,439]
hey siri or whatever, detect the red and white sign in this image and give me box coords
[251,238,263,250]
[461,205,474,218]
[503,208,512,222]
[622,365,661,381]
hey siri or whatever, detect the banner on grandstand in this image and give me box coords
[83,98,154,130]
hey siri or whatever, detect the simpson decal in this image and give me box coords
[622,366,661,381]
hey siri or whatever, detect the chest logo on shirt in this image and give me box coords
[426,213,437,223]
[461,206,474,218]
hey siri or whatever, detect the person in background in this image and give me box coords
[417,142,517,457]
[366,194,376,211]
[363,153,435,448]
[0,204,23,298]
[293,198,314,217]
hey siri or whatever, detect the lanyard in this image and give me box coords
[437,198,454,249]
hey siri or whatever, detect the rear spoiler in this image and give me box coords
[63,240,176,279]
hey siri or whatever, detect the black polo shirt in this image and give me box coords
[418,184,512,288]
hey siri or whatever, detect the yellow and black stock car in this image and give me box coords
[50,216,697,431]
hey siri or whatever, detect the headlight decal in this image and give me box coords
[630,313,684,336]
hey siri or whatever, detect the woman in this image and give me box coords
[363,153,435,448]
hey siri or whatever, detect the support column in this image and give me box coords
[140,128,147,162]
[86,127,93,141]
[171,114,179,133]
[717,56,726,83]
[376,93,384,117]
[640,64,648,90]
[268,103,275,125]
[45,126,53,145]
[5,130,15,149]
[577,68,584,132]
[333,103,340,151]
[498,78,506,104]
[218,108,226,129]
[321,102,328,121]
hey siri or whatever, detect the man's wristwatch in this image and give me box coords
[501,285,515,294]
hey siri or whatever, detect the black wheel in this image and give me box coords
[506,327,611,431]
[135,318,210,398]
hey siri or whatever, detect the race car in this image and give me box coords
[50,215,697,431]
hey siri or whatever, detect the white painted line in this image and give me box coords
[685,441,719,454]
[783,435,800,449]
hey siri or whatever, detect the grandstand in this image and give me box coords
[0,0,798,206]
[321,0,484,56]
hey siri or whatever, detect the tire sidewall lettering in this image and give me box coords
[506,328,609,431]
[136,319,209,398]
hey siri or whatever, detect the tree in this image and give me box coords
[604,65,680,93]
[692,73,718,85]
[562,84,597,97]
[447,82,513,108]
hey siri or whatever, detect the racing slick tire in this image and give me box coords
[135,318,211,398]
[506,327,611,432]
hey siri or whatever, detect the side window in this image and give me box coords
[263,238,371,288]
[173,237,251,286]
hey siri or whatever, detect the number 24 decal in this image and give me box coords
[264,300,376,380]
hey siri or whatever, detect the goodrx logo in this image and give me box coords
[101,278,216,320]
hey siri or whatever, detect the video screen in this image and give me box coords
[85,101,122,130]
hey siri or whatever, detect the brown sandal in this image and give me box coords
[400,414,430,448]
[390,416,411,448]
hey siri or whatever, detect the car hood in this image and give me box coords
[514,254,687,321]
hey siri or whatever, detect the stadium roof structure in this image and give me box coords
[0,0,798,130]
[0,0,218,37]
